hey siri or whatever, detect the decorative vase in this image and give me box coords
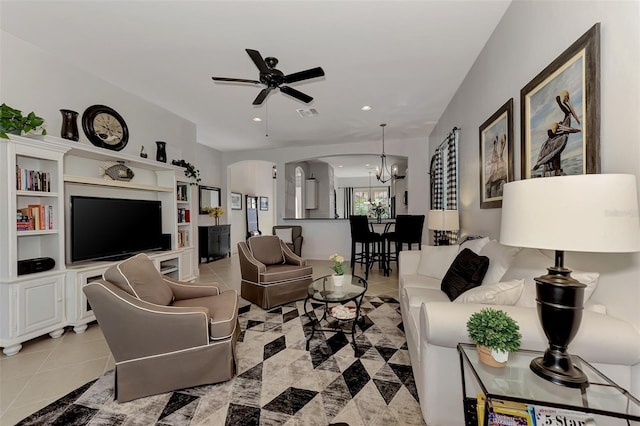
[215,217,220,226]
[377,216,382,223]
[332,274,349,287]
[476,345,508,368]
[156,141,167,163]
[59,109,79,141]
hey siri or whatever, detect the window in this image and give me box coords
[353,186,390,218]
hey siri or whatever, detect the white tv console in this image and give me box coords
[0,135,198,356]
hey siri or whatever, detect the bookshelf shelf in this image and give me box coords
[64,175,173,192]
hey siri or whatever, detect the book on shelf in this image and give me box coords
[17,204,53,231]
[16,166,51,192]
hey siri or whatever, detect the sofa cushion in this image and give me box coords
[516,270,600,308]
[453,279,524,305]
[478,240,522,285]
[261,264,313,284]
[459,236,490,254]
[172,289,238,340]
[441,248,490,301]
[502,249,600,308]
[404,286,451,307]
[416,245,460,279]
[248,235,284,265]
[400,274,442,291]
[274,227,293,244]
[103,253,174,306]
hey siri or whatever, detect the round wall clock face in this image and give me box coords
[82,105,129,151]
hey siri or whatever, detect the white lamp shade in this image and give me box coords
[428,209,459,231]
[500,174,640,253]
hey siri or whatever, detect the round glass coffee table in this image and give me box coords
[304,274,368,356]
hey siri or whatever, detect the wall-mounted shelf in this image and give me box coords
[64,175,173,192]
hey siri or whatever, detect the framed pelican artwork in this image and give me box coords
[520,23,600,179]
[479,98,514,209]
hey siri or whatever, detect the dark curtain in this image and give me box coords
[430,128,459,244]
[343,187,354,218]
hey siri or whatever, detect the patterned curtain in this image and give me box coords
[343,187,354,219]
[430,128,459,244]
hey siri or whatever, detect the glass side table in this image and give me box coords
[457,343,640,425]
[304,274,367,356]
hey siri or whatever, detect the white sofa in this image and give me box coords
[399,241,640,425]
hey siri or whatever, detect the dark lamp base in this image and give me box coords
[530,349,588,388]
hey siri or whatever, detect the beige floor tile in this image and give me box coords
[0,396,57,425]
[39,339,110,372]
[13,358,107,406]
[0,350,49,382]
[0,375,30,412]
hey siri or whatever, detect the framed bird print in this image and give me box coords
[521,23,600,179]
[479,98,513,209]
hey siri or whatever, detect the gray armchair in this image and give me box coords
[272,225,303,256]
[238,235,313,309]
[83,253,239,402]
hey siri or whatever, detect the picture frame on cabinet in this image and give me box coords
[520,23,600,179]
[479,98,513,209]
[259,196,269,211]
[231,192,242,210]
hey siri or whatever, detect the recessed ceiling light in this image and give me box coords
[253,117,262,122]
[361,106,372,111]
[365,163,371,167]
[338,165,344,168]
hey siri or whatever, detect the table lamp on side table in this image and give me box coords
[500,174,640,388]
[428,209,459,246]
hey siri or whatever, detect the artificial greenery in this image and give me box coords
[466,308,522,353]
[172,159,201,186]
[0,103,47,139]
[329,253,346,275]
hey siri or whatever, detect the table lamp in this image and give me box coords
[500,174,640,388]
[428,209,459,245]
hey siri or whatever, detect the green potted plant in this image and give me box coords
[466,308,522,367]
[0,103,47,139]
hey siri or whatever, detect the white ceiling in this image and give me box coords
[0,1,510,152]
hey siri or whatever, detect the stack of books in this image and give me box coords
[17,204,53,231]
[476,394,597,426]
[16,166,51,192]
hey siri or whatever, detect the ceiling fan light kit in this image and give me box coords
[212,49,325,105]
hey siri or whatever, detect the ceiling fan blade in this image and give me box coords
[284,67,325,84]
[212,77,261,84]
[246,49,269,73]
[280,86,313,103]
[252,88,272,105]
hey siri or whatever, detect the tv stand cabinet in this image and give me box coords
[1,135,198,356]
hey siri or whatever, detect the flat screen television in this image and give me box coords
[70,195,163,263]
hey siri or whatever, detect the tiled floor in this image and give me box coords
[0,254,399,425]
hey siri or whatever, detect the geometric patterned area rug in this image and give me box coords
[17,295,425,425]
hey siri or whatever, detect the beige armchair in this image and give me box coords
[238,235,313,309]
[272,225,303,256]
[83,253,239,402]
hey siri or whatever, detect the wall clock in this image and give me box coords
[82,105,129,151]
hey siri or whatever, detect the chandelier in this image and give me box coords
[375,123,398,183]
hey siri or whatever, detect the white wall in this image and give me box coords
[227,161,276,253]
[429,1,640,330]
[223,137,431,259]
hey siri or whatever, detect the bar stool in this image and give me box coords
[383,214,425,275]
[349,215,384,280]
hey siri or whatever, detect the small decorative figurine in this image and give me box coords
[140,145,148,158]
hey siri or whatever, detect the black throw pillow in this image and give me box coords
[441,248,490,301]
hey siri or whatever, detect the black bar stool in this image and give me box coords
[349,215,384,280]
[383,214,425,275]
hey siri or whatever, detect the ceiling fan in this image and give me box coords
[212,49,325,105]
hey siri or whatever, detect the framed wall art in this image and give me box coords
[230,192,242,210]
[479,98,513,209]
[521,23,600,179]
[259,196,269,211]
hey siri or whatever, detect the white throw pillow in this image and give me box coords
[453,279,524,305]
[479,240,522,285]
[459,236,490,255]
[274,228,293,244]
[416,245,460,279]
[516,270,600,308]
